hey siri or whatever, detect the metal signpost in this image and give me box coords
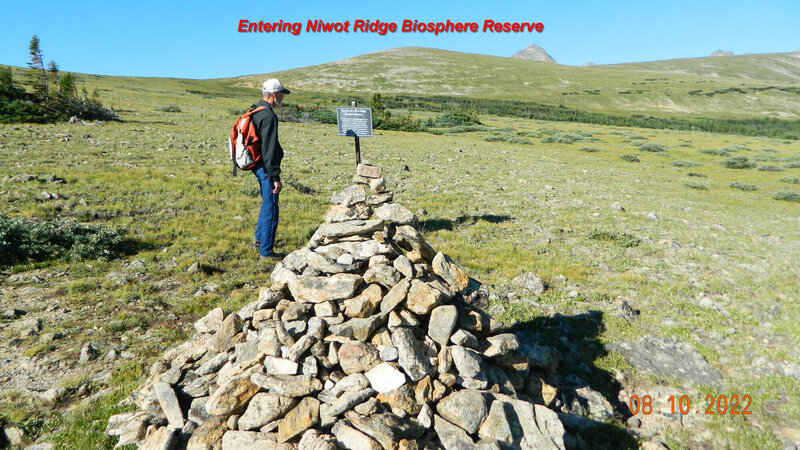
[336,102,373,166]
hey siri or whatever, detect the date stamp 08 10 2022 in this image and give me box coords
[628,394,753,416]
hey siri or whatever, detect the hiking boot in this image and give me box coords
[258,252,284,261]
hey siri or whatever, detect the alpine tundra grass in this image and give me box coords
[0,75,799,448]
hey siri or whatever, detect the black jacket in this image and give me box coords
[252,99,283,182]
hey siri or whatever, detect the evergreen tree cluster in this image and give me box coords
[0,35,117,123]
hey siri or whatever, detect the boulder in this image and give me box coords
[278,397,320,443]
[289,274,363,303]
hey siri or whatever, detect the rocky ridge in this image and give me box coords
[510,45,557,63]
[709,49,734,57]
[105,163,584,449]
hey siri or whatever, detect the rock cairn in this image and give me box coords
[107,163,568,449]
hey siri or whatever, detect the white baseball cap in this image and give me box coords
[262,79,290,94]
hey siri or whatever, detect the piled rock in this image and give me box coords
[107,163,568,449]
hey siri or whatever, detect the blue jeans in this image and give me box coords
[253,165,279,256]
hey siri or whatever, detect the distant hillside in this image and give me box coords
[510,44,556,63]
[231,47,800,120]
[597,52,800,82]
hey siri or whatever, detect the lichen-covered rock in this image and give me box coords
[238,393,297,431]
[331,185,367,207]
[205,375,261,416]
[318,219,383,238]
[289,274,363,303]
[392,327,435,382]
[207,313,244,353]
[356,163,382,178]
[329,314,387,342]
[363,264,403,288]
[428,305,459,347]
[278,397,320,443]
[186,416,227,450]
[437,389,487,435]
[375,203,417,225]
[346,411,425,449]
[332,420,382,450]
[250,374,323,397]
[337,342,382,374]
[153,382,184,429]
[343,284,383,318]
[298,429,337,450]
[405,280,444,316]
[380,279,410,314]
[221,430,276,449]
[431,252,469,293]
[195,307,224,333]
[324,203,372,223]
[139,426,178,450]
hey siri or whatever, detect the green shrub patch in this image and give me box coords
[588,229,640,248]
[773,191,800,203]
[730,182,758,191]
[0,214,129,267]
[722,156,756,169]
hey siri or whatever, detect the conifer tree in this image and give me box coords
[28,35,48,99]
[47,60,59,91]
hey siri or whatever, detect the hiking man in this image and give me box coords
[252,78,289,259]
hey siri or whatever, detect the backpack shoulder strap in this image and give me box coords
[244,105,266,117]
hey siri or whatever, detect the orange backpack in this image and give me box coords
[228,105,266,174]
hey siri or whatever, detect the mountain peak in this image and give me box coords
[709,49,734,57]
[510,44,556,63]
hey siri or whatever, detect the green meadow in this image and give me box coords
[1,48,799,448]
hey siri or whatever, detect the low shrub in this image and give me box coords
[785,162,800,169]
[720,145,749,152]
[730,182,758,191]
[687,172,708,177]
[588,229,640,248]
[671,160,702,167]
[541,132,593,144]
[700,149,731,157]
[754,155,778,162]
[684,182,709,190]
[485,134,532,145]
[429,110,481,127]
[758,165,784,172]
[541,135,576,144]
[0,214,129,267]
[773,191,800,202]
[620,154,640,162]
[578,147,600,153]
[780,177,800,184]
[635,142,667,152]
[157,105,182,113]
[442,125,492,133]
[722,156,756,169]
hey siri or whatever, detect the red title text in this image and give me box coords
[237,19,544,36]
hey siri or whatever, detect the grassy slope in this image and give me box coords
[230,47,800,119]
[0,52,799,448]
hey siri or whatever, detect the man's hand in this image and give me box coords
[272,180,282,194]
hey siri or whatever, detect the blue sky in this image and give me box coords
[1,0,798,79]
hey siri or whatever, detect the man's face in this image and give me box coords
[274,92,284,108]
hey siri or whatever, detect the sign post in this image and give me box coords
[337,102,373,166]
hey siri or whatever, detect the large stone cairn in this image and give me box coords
[107,163,567,449]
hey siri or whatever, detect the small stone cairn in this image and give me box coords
[107,163,567,449]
